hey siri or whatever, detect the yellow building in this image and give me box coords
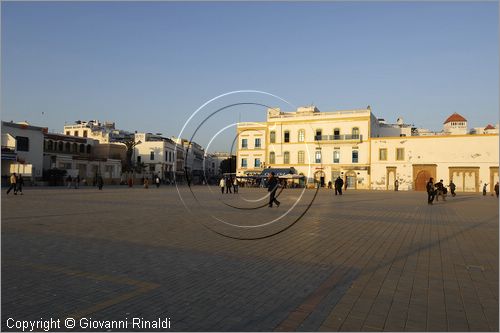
[236,107,499,192]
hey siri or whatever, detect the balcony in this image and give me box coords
[314,134,363,142]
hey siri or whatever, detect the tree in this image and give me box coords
[220,156,236,174]
[122,137,140,172]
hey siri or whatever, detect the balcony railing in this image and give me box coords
[314,134,363,141]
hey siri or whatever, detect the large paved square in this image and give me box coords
[2,186,498,331]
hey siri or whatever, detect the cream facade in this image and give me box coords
[370,134,499,192]
[237,107,378,188]
[236,107,499,192]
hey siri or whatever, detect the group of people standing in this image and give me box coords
[427,177,499,204]
[426,178,455,204]
[219,177,239,194]
[6,172,24,195]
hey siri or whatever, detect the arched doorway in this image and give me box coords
[415,170,431,191]
[314,170,325,187]
[345,170,357,189]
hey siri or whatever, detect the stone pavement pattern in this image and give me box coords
[1,186,498,331]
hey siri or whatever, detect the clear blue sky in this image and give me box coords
[2,1,498,151]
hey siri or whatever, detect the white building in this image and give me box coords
[171,137,205,184]
[133,133,176,181]
[43,132,122,184]
[236,106,499,192]
[443,113,468,135]
[1,121,46,181]
[63,120,133,143]
[370,134,499,192]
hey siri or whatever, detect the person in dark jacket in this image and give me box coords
[267,172,280,208]
[97,175,104,190]
[16,175,24,195]
[449,180,456,197]
[334,177,344,196]
[427,177,435,205]
[495,182,499,198]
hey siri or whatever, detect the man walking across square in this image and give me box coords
[334,176,343,196]
[267,172,280,208]
[6,172,17,195]
[427,177,435,205]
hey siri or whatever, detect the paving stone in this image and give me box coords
[1,187,498,331]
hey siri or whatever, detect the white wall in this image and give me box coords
[370,134,499,191]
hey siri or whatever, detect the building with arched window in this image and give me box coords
[236,107,498,191]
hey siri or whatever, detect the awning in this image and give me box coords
[1,153,17,161]
[259,167,296,178]
[279,174,304,179]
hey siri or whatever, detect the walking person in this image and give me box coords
[334,176,344,195]
[6,172,17,195]
[219,178,225,194]
[449,180,456,197]
[155,176,160,188]
[394,179,399,191]
[67,174,72,189]
[16,174,24,195]
[144,177,149,189]
[483,183,488,196]
[495,182,499,198]
[75,175,80,189]
[344,176,348,191]
[435,179,446,201]
[233,178,238,194]
[97,175,104,190]
[267,172,280,208]
[225,177,232,194]
[327,181,332,189]
[427,177,436,205]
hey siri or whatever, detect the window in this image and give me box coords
[165,151,169,161]
[298,151,305,164]
[16,136,29,152]
[58,142,63,151]
[150,151,155,160]
[74,131,79,136]
[241,138,248,148]
[315,150,322,163]
[315,129,322,140]
[269,152,276,164]
[352,127,360,138]
[334,128,340,140]
[255,138,261,148]
[65,142,71,152]
[48,140,53,150]
[270,131,276,143]
[333,150,340,163]
[396,148,405,161]
[137,156,141,163]
[298,130,305,142]
[83,130,88,138]
[86,145,91,154]
[65,131,70,135]
[80,144,85,153]
[352,150,359,163]
[254,158,261,168]
[283,151,290,164]
[284,131,290,143]
[379,148,387,161]
[241,158,247,168]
